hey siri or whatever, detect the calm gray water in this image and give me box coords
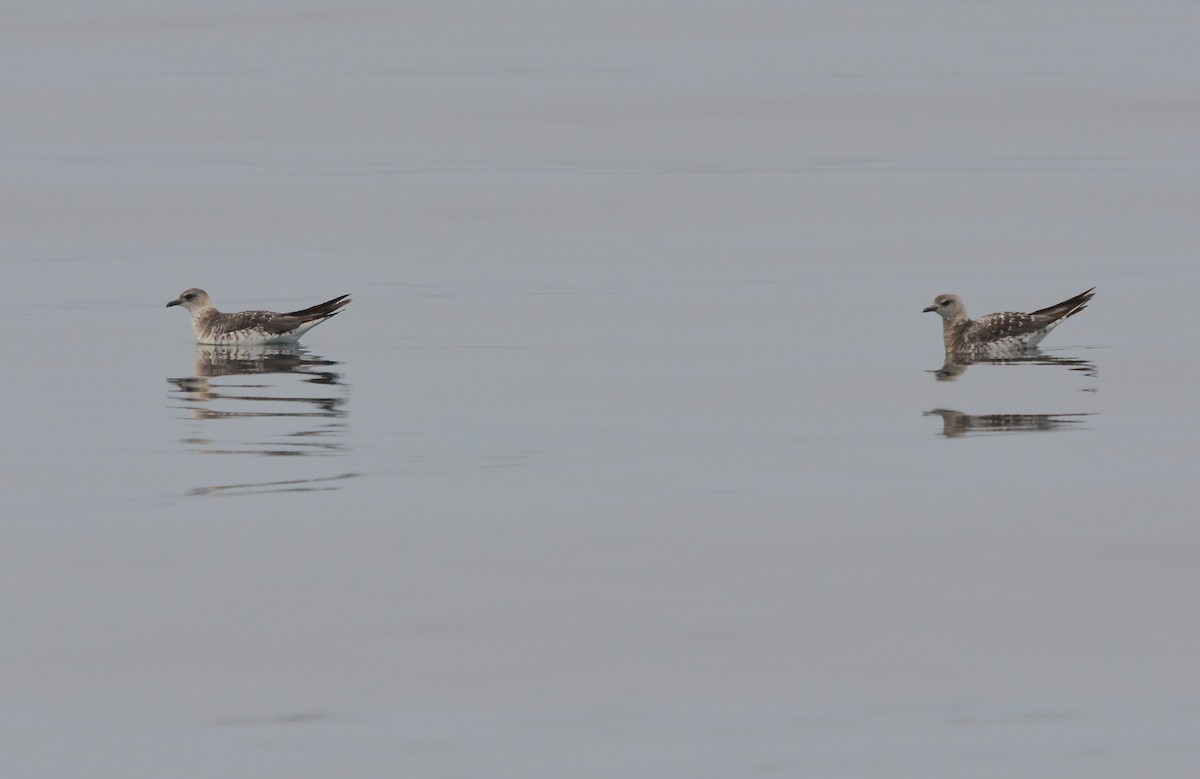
[4,2,1199,776]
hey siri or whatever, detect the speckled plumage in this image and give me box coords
[167,288,350,345]
[923,288,1094,356]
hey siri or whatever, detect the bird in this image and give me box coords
[166,288,350,345]
[923,288,1094,356]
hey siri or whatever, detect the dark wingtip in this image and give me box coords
[1031,287,1096,319]
[284,294,353,319]
[1060,288,1095,319]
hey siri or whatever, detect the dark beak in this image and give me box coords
[166,298,182,308]
[922,305,936,313]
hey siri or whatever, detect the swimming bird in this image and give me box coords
[923,288,1094,356]
[166,288,350,345]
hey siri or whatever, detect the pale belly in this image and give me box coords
[197,328,307,346]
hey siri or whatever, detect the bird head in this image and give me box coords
[923,293,966,321]
[166,288,213,312]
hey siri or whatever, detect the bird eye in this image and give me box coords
[184,293,195,300]
[940,300,951,306]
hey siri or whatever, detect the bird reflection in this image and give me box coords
[188,472,358,498]
[925,408,1092,437]
[931,351,1097,383]
[181,344,341,380]
[168,345,351,464]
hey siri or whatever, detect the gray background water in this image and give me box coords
[3,2,1198,776]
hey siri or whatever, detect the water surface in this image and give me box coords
[3,2,1199,776]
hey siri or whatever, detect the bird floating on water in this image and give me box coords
[166,288,350,345]
[923,288,1094,356]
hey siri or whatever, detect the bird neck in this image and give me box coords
[193,307,219,328]
[943,315,969,350]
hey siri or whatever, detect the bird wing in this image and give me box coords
[963,311,1052,343]
[212,310,295,335]
[965,288,1094,344]
[217,295,350,335]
